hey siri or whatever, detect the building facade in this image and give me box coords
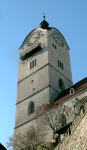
[14,18,87,150]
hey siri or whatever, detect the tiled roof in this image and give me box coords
[54,77,87,106]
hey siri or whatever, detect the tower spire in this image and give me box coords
[40,14,50,29]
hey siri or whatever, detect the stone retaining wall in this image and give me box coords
[58,110,87,150]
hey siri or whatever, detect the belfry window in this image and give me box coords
[28,101,34,115]
[58,60,64,70]
[30,59,36,69]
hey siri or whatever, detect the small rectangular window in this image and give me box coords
[63,64,64,70]
[60,61,61,68]
[31,61,33,68]
[62,63,63,70]
[55,45,56,49]
[58,60,59,67]
[33,60,34,68]
[30,62,31,69]
[35,59,36,66]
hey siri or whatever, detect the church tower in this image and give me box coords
[15,17,73,132]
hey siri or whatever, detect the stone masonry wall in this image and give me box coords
[58,110,87,150]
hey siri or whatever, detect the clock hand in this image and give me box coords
[31,36,39,39]
[31,37,37,39]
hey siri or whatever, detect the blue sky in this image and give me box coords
[0,0,87,148]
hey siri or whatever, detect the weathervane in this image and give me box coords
[43,13,45,20]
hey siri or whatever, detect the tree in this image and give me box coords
[36,103,74,132]
[6,126,44,150]
[7,103,74,150]
[35,103,74,149]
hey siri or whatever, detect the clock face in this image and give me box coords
[52,31,64,47]
[27,30,42,46]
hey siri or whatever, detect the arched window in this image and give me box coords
[59,114,67,127]
[59,79,65,91]
[28,101,34,115]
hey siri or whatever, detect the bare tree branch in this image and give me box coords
[6,126,44,150]
[7,103,74,150]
